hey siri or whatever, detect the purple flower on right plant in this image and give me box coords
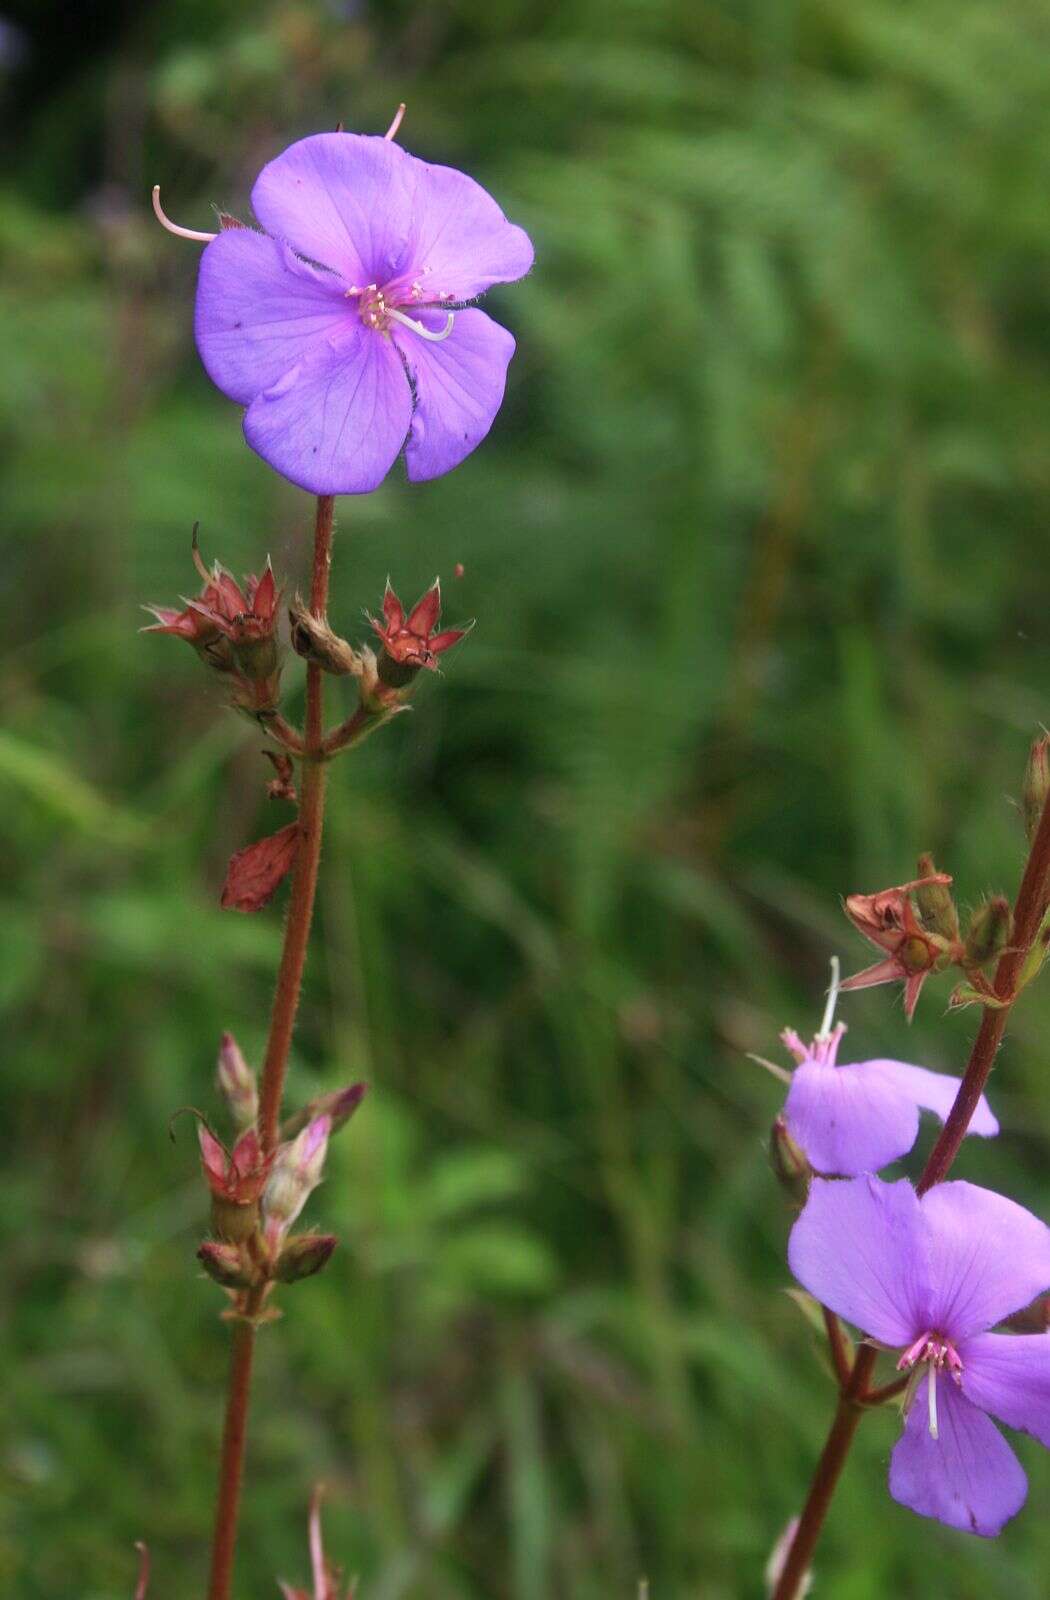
[779,1022,998,1177]
[193,131,533,495]
[790,1175,1050,1535]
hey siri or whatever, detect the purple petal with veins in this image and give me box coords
[191,131,533,494]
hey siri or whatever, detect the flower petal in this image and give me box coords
[866,1060,998,1137]
[783,1061,919,1176]
[250,133,413,286]
[889,1377,1026,1536]
[788,1176,926,1347]
[960,1332,1050,1447]
[242,325,412,495]
[397,308,516,482]
[919,1182,1050,1342]
[382,580,405,631]
[407,580,441,637]
[401,151,534,299]
[838,956,904,992]
[195,228,351,405]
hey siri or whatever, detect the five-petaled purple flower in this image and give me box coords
[790,1176,1050,1535]
[192,130,533,494]
[780,1022,998,1177]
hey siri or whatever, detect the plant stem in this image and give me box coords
[821,1308,852,1390]
[257,493,335,1153]
[772,1346,876,1600]
[205,493,336,1600]
[772,785,1050,1600]
[205,1323,255,1600]
[323,701,396,756]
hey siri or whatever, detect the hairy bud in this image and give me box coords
[288,595,362,675]
[1023,736,1050,843]
[274,1233,338,1284]
[216,1032,258,1131]
[914,854,959,941]
[262,1115,332,1253]
[769,1115,812,1206]
[282,1082,367,1142]
[197,1239,255,1289]
[963,896,1012,969]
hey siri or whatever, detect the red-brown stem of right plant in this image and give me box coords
[205,493,336,1600]
[772,786,1050,1600]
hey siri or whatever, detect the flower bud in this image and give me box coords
[1023,735,1050,842]
[288,594,361,675]
[216,1032,258,1132]
[769,1115,811,1206]
[282,1082,367,1141]
[963,896,1012,969]
[273,1233,338,1284]
[913,854,959,941]
[262,1115,331,1253]
[197,1239,255,1289]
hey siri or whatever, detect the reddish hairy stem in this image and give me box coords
[205,494,336,1600]
[205,1323,255,1600]
[772,1346,877,1600]
[860,1373,909,1408]
[257,493,335,1152]
[322,701,395,756]
[773,786,1050,1600]
[822,1307,852,1390]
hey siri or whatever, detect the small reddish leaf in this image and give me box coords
[221,823,300,913]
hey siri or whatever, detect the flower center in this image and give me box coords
[897,1331,963,1440]
[347,279,455,343]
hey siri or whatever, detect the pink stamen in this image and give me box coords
[384,102,406,142]
[151,185,217,243]
[898,1333,931,1370]
[897,1331,964,1383]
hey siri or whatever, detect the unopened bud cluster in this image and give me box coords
[192,1031,366,1319]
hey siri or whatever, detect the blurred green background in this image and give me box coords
[5,0,1050,1595]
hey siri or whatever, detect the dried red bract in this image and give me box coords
[221,823,300,913]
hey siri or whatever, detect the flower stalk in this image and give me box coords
[205,493,335,1600]
[771,779,1050,1600]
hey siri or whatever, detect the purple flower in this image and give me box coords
[790,1176,1050,1535]
[192,131,533,494]
[780,1022,998,1177]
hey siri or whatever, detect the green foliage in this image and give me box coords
[4,0,1050,1595]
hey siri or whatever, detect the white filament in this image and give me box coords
[928,1367,939,1440]
[817,955,841,1040]
[387,307,455,342]
[384,103,407,141]
[152,186,217,243]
